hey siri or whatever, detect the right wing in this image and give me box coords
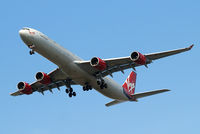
[10,68,77,96]
[105,89,170,107]
[75,45,194,77]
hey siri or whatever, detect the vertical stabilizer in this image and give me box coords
[122,71,137,96]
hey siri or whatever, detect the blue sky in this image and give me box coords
[0,0,200,134]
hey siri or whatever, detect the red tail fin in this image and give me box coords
[122,71,137,96]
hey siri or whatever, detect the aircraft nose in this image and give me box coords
[19,28,32,45]
[19,29,27,37]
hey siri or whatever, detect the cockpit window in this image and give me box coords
[22,27,30,30]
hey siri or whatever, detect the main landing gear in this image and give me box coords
[64,79,76,98]
[97,78,107,89]
[83,82,92,91]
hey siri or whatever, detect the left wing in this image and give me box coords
[75,45,193,77]
[10,68,77,96]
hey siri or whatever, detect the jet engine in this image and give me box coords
[130,51,146,65]
[90,57,107,71]
[17,82,33,95]
[35,72,51,85]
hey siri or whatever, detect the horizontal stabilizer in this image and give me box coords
[132,89,170,99]
[105,89,170,107]
[105,100,125,107]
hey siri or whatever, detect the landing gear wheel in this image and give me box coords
[65,89,69,94]
[100,84,104,89]
[29,50,35,55]
[83,83,92,91]
[97,80,101,85]
[72,92,76,96]
[69,92,72,97]
[89,86,92,90]
[104,83,108,88]
[69,87,73,92]
[97,78,107,89]
[86,85,89,90]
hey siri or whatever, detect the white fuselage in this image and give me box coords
[19,28,129,100]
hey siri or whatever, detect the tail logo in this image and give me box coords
[125,75,135,93]
[128,82,135,93]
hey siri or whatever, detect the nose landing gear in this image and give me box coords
[29,50,35,55]
[28,44,35,55]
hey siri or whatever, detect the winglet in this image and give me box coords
[188,44,194,50]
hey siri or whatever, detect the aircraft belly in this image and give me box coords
[33,38,80,67]
[33,37,128,100]
[68,72,128,100]
[61,63,127,100]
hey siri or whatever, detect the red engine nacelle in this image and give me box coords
[35,72,51,85]
[90,57,107,71]
[130,51,146,65]
[17,82,33,95]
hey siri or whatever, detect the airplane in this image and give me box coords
[10,27,194,107]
